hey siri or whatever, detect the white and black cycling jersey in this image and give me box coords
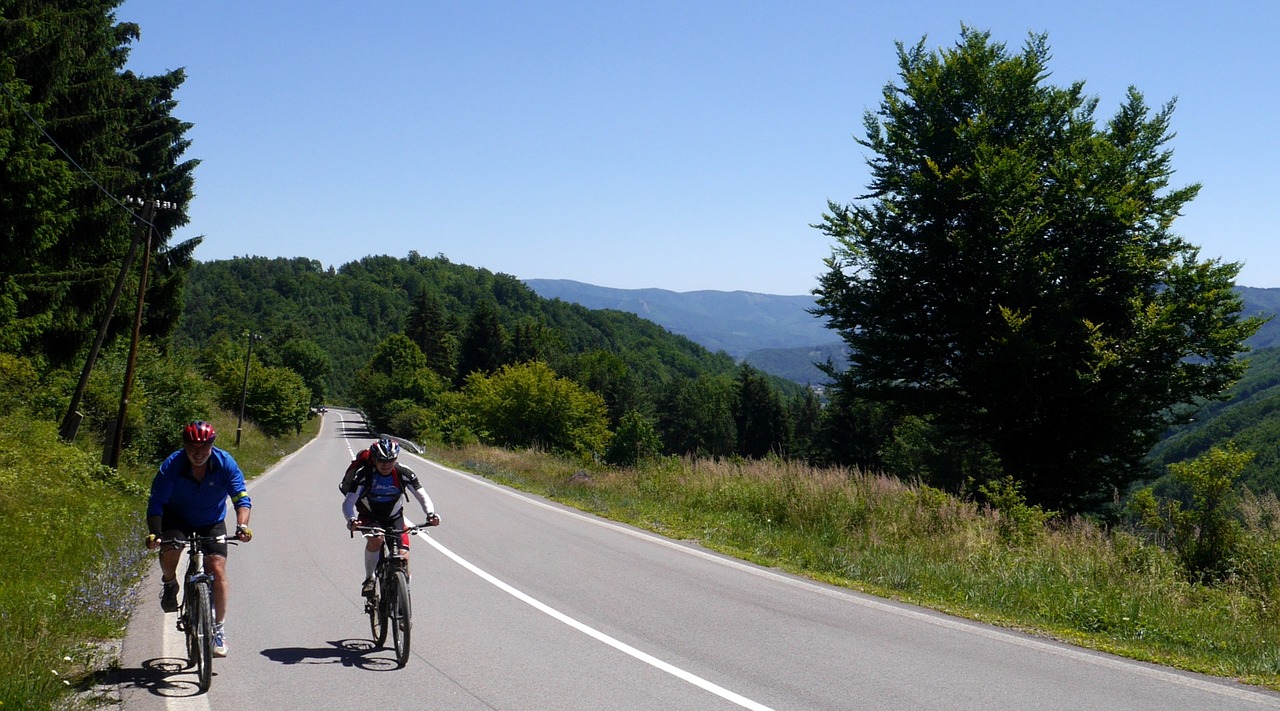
[341,463,434,522]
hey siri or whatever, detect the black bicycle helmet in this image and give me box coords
[371,437,400,461]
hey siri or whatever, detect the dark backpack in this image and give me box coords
[338,448,373,495]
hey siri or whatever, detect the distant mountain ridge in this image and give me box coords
[526,279,1280,386]
[523,279,838,360]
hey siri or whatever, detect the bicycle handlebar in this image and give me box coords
[350,524,426,538]
[156,534,240,549]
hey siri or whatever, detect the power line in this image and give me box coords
[0,79,155,227]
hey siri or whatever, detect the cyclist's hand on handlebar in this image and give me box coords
[235,524,253,542]
[426,512,441,527]
[347,517,360,532]
[145,533,161,550]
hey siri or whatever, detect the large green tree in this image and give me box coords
[733,364,790,459]
[813,28,1261,510]
[351,334,446,431]
[0,1,197,363]
[656,374,737,459]
[460,361,611,458]
[278,337,331,408]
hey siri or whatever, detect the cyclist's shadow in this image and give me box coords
[261,639,403,670]
[105,657,212,699]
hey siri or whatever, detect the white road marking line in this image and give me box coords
[418,532,775,711]
[419,456,1280,708]
[160,613,210,711]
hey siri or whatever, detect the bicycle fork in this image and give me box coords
[176,572,214,633]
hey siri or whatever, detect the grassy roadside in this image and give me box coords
[428,443,1280,692]
[0,411,320,710]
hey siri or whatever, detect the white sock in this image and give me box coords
[364,549,378,578]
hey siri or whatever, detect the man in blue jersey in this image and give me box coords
[145,421,253,657]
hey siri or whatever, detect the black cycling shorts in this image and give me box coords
[359,512,409,550]
[160,513,230,558]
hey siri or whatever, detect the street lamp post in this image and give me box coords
[235,332,262,446]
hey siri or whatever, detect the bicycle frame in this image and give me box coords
[353,524,420,667]
[161,532,232,692]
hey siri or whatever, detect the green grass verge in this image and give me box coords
[429,444,1280,691]
[0,411,320,710]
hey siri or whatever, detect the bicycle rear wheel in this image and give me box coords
[390,569,411,668]
[190,582,214,692]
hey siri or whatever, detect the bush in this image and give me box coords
[0,352,38,415]
[460,361,612,459]
[605,410,662,466]
[245,365,311,436]
[1170,444,1251,583]
[129,345,216,461]
[386,401,436,442]
[1130,444,1253,584]
[977,475,1053,546]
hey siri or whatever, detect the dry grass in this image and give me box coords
[428,443,1280,689]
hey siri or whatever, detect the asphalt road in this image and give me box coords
[114,409,1280,710]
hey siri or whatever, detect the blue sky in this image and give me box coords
[117,1,1279,295]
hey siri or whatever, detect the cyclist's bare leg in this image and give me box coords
[158,546,181,583]
[207,554,229,624]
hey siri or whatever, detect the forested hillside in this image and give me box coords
[743,342,847,385]
[1148,346,1280,493]
[178,254,742,403]
[175,254,824,465]
[1238,286,1280,349]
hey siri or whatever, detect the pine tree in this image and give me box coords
[0,1,197,363]
[455,299,507,384]
[405,289,454,382]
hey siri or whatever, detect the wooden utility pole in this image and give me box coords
[106,201,160,468]
[235,332,262,446]
[61,199,155,443]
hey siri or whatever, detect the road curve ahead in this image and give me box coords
[116,409,1280,710]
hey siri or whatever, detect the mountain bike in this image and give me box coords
[162,532,235,692]
[352,524,423,668]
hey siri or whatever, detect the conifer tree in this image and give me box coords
[406,289,455,382]
[455,299,507,384]
[0,1,197,362]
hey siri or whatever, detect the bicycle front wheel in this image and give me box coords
[183,583,198,664]
[390,569,411,668]
[369,576,388,646]
[190,582,214,692]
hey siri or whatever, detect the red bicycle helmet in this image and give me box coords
[182,421,217,444]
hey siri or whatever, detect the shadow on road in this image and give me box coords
[103,656,214,699]
[260,639,403,671]
[337,421,375,439]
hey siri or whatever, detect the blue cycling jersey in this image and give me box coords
[147,447,251,527]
